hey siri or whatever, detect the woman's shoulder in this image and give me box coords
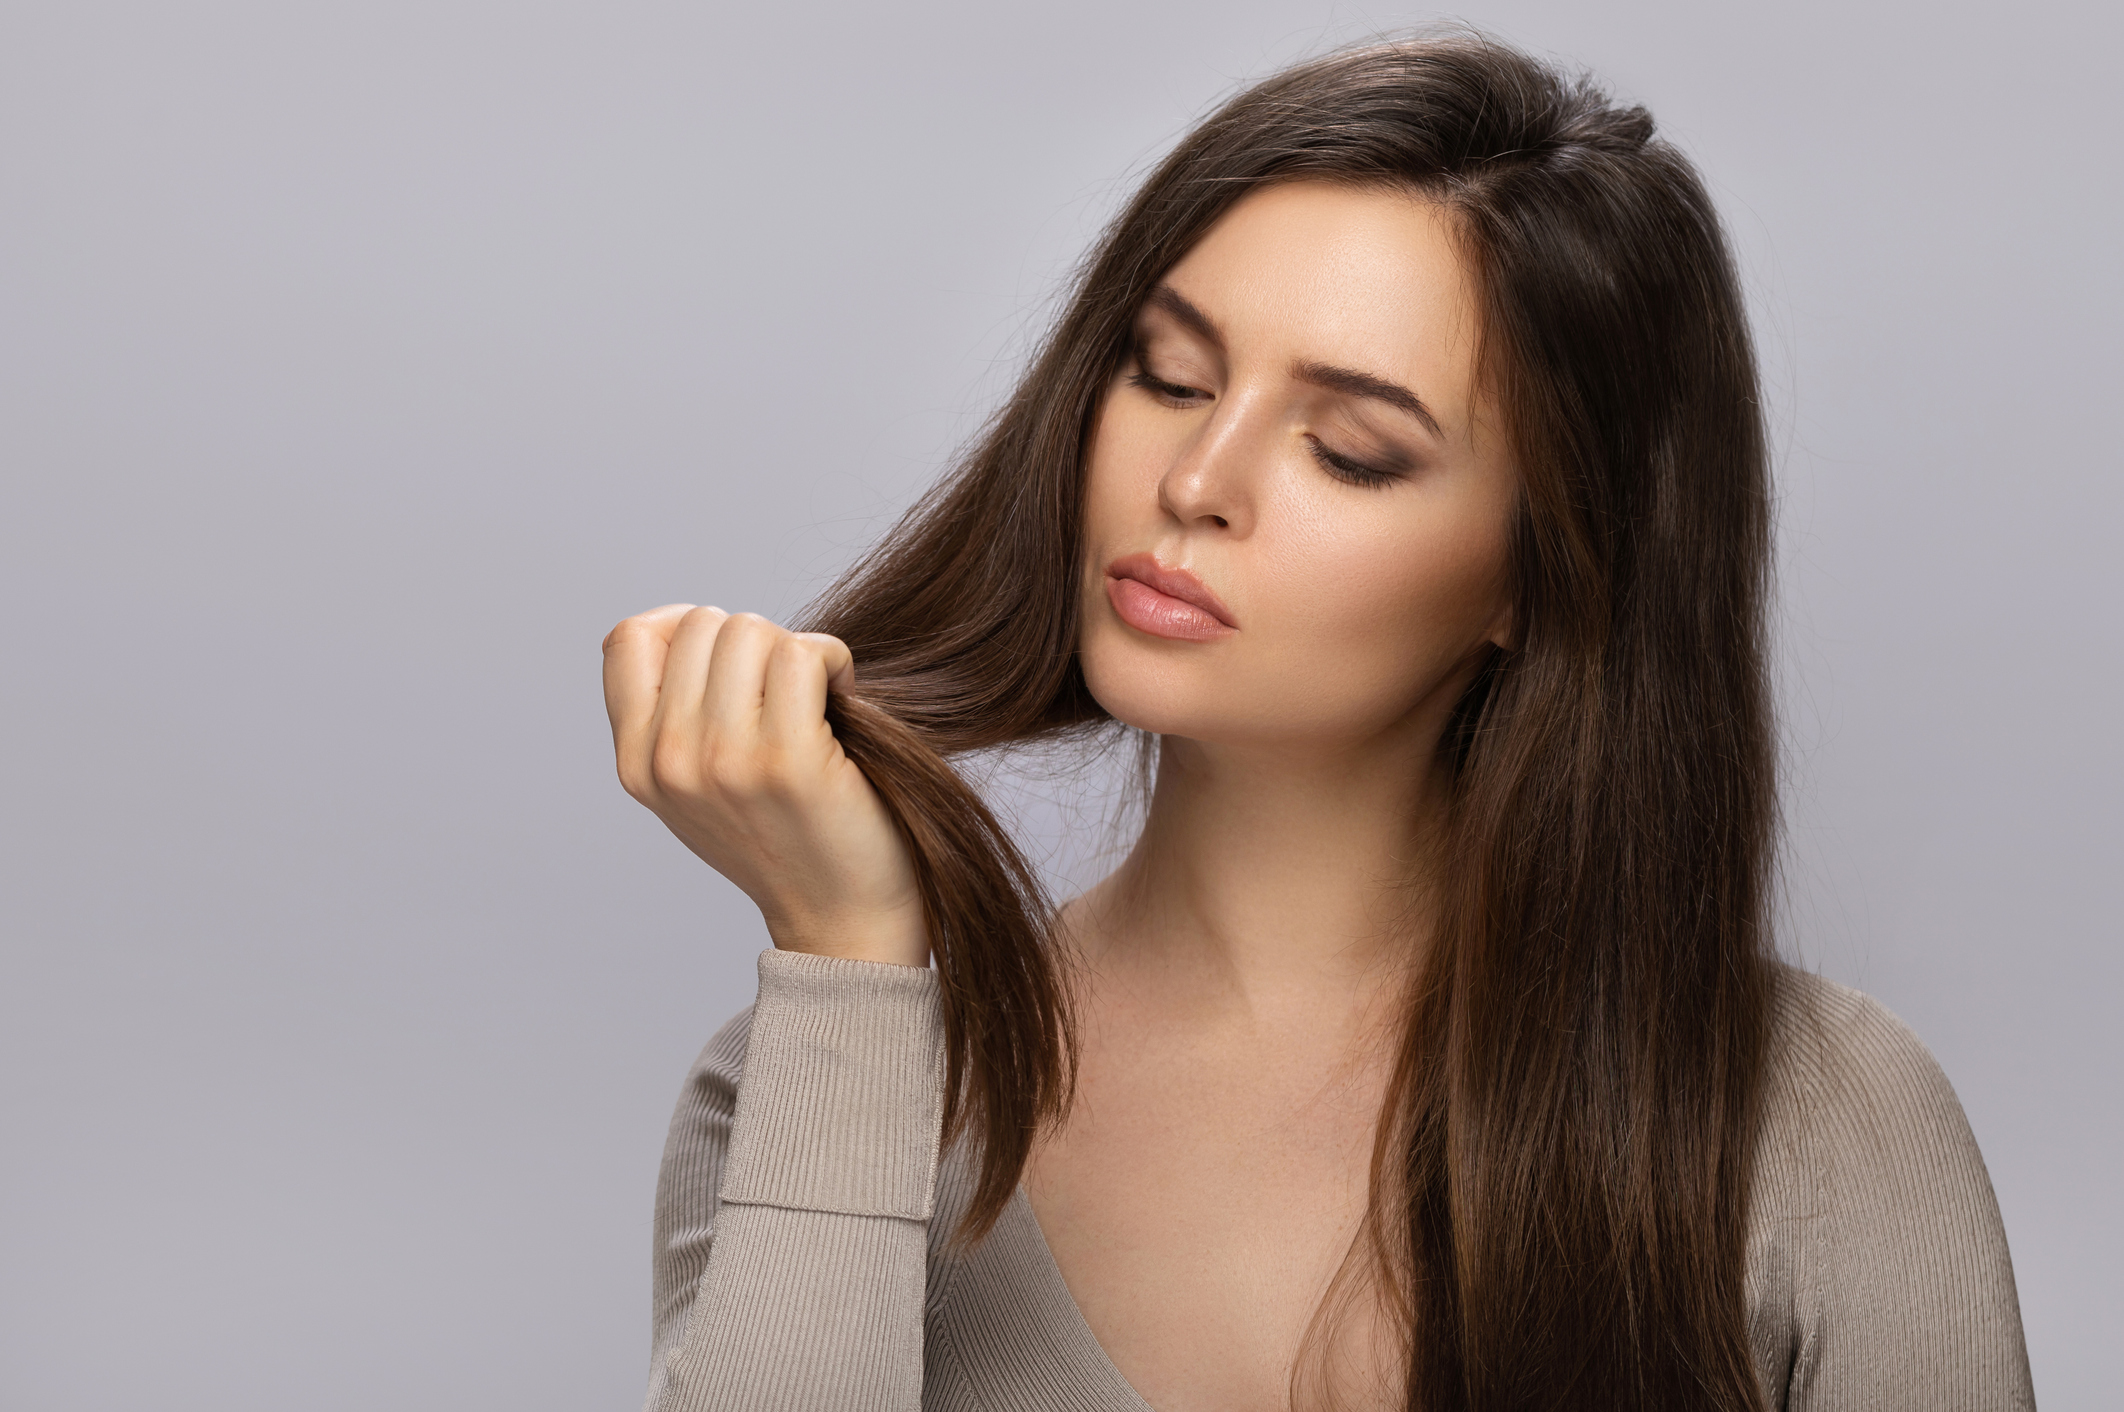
[1754,960,2000,1231]
[1758,963,1966,1132]
[1748,963,2033,1408]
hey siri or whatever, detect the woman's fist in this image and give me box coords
[601,604,928,968]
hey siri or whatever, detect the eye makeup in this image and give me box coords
[1123,331,1418,490]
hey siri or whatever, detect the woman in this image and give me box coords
[602,33,2033,1412]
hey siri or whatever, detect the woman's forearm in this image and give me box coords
[644,947,945,1412]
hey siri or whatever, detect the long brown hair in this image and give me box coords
[798,30,1775,1411]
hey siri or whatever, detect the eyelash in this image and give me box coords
[1305,438,1399,489]
[1126,369,1206,405]
[1125,368,1400,489]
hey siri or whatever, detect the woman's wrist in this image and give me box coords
[764,905,931,969]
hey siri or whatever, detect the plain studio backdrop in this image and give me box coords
[3,2,2116,1407]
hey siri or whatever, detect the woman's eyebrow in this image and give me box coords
[1148,282,1443,438]
[1292,360,1443,438]
[1147,284,1223,345]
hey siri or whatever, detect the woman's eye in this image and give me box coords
[1126,369,1210,406]
[1307,437,1399,489]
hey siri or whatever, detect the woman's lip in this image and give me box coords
[1104,553,1237,639]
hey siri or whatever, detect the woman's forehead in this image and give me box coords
[1153,180,1486,427]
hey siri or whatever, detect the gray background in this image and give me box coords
[3,2,2116,1407]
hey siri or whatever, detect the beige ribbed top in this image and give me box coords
[641,950,2034,1410]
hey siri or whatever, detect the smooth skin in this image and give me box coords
[604,179,1518,1410]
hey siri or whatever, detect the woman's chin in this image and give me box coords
[1085,688,1201,740]
[1083,675,1304,747]
[1080,629,1411,748]
[1082,675,1217,740]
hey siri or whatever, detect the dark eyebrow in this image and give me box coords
[1292,360,1443,438]
[1145,284,1442,440]
[1146,284,1224,346]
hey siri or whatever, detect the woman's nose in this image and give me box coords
[1155,395,1264,536]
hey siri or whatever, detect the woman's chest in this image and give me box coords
[1015,1025,1394,1412]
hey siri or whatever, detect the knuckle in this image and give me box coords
[700,742,760,796]
[648,737,695,793]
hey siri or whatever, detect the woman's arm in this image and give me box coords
[602,605,945,1406]
[643,947,944,1412]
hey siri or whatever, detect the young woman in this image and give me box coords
[602,33,2033,1412]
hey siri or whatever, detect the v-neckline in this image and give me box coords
[929,1165,1157,1411]
[1011,1183,1158,1407]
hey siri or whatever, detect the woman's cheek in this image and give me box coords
[1270,530,1496,721]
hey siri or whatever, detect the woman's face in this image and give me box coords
[1077,179,1518,755]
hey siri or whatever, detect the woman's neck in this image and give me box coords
[1064,721,1447,1038]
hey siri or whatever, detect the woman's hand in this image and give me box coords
[601,604,929,968]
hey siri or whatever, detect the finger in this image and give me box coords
[797,632,857,695]
[760,633,852,753]
[600,602,693,656]
[650,605,731,738]
[700,612,781,739]
[602,604,696,755]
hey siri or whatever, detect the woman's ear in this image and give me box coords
[1485,598,1516,653]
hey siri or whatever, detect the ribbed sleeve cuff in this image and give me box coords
[716,947,945,1221]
